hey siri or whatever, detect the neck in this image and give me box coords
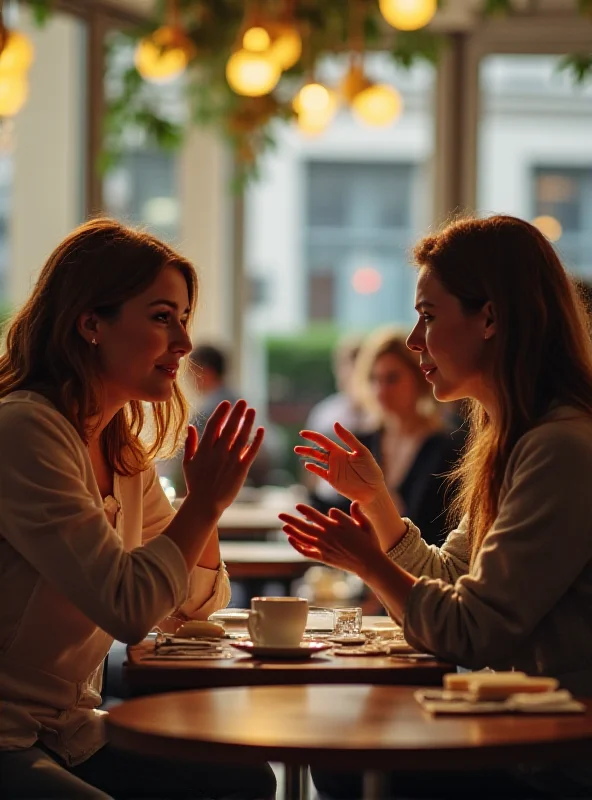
[383,410,430,436]
[86,393,125,447]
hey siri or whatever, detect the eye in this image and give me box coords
[153,312,170,324]
[422,313,434,323]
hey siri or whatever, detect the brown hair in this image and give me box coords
[414,214,592,558]
[0,217,198,476]
[355,325,435,420]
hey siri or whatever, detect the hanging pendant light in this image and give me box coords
[294,82,338,134]
[268,22,302,70]
[378,0,437,31]
[0,73,28,116]
[352,83,403,127]
[135,25,195,84]
[0,30,34,74]
[226,49,281,97]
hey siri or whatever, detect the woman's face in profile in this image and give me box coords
[370,353,422,420]
[92,264,193,407]
[407,267,494,406]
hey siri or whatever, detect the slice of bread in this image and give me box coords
[175,620,225,639]
[444,671,526,691]
[471,676,558,700]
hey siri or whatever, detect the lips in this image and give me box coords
[156,364,179,378]
[421,364,438,380]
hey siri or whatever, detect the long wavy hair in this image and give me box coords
[414,215,592,559]
[0,218,198,476]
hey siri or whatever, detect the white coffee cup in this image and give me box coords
[247,597,309,647]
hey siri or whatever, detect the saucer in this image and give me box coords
[231,641,331,659]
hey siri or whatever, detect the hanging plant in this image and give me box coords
[24,0,592,187]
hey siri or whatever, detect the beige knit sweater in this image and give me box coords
[388,406,592,696]
[0,391,230,765]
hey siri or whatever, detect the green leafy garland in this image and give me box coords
[26,0,592,186]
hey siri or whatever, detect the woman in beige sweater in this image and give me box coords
[0,220,274,799]
[281,215,592,799]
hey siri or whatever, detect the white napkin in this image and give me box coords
[415,688,585,715]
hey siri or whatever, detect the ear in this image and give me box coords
[482,300,496,341]
[77,311,100,345]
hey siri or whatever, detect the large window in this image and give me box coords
[306,161,416,329]
[102,33,182,243]
[478,54,592,277]
[532,167,592,275]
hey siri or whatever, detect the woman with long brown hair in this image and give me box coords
[281,215,592,798]
[0,219,274,799]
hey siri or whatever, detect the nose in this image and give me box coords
[406,320,424,353]
[171,323,192,357]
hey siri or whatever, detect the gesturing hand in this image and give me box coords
[295,422,386,505]
[279,502,383,581]
[183,400,264,519]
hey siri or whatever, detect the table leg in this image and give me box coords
[284,764,309,800]
[362,770,389,800]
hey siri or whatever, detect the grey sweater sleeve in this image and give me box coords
[401,419,592,668]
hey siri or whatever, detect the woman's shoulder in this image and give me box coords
[0,390,81,449]
[512,406,592,466]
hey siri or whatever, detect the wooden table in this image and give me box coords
[220,541,311,582]
[217,504,285,539]
[107,685,592,800]
[125,638,450,696]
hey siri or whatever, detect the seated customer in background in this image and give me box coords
[189,343,240,435]
[352,326,464,546]
[305,334,373,514]
[0,219,274,799]
[283,214,592,798]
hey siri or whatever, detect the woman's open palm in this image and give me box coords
[183,400,264,518]
[295,422,385,504]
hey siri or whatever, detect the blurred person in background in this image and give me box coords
[189,343,240,435]
[310,327,465,546]
[305,334,374,514]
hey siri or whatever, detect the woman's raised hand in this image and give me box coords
[279,502,383,580]
[295,422,386,504]
[183,400,264,519]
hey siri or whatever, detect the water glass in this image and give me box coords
[333,607,363,637]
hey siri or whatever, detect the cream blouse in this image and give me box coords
[0,391,230,765]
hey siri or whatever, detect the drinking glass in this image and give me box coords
[333,607,363,637]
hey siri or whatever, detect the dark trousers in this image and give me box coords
[0,743,276,799]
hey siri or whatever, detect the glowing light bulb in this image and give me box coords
[242,26,272,53]
[0,74,28,116]
[340,62,372,104]
[268,23,302,70]
[379,0,437,31]
[134,26,194,84]
[296,112,329,136]
[352,84,402,127]
[293,83,338,130]
[0,31,34,74]
[226,49,281,97]
[532,215,563,242]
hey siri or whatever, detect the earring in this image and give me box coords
[91,337,98,346]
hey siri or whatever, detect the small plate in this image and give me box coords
[208,609,249,626]
[231,641,331,659]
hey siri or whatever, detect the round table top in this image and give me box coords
[106,684,592,771]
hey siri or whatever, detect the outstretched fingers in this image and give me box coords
[200,400,232,446]
[299,429,351,455]
[334,422,368,453]
[294,445,329,464]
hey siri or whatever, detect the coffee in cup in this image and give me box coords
[247,596,308,647]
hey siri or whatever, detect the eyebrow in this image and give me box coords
[415,301,435,311]
[148,299,190,314]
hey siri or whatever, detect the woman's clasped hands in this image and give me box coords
[279,501,384,579]
[183,399,264,518]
